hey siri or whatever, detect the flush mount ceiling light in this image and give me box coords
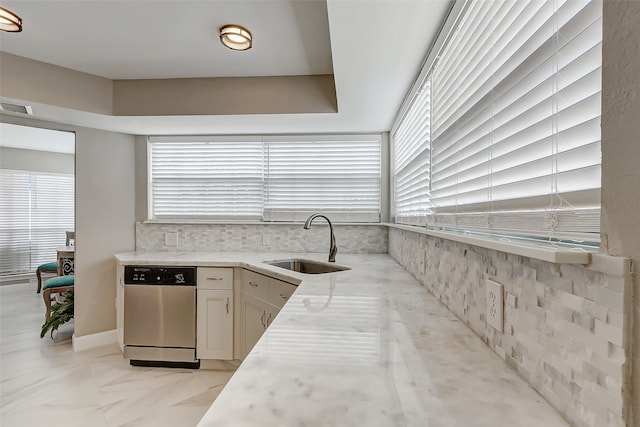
[0,7,22,32]
[219,24,252,51]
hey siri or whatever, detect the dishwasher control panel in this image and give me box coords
[124,266,196,285]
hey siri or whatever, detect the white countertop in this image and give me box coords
[114,251,568,426]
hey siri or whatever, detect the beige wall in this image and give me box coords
[0,146,74,174]
[0,113,136,337]
[74,128,136,336]
[0,52,337,117]
[0,53,113,115]
[601,1,640,425]
[113,75,337,116]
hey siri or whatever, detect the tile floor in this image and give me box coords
[0,281,235,427]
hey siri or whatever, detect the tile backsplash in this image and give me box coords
[388,227,632,427]
[136,222,388,254]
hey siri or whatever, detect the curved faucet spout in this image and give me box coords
[303,214,337,262]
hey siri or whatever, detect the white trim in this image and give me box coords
[149,134,381,144]
[141,220,384,226]
[72,329,118,352]
[0,273,32,284]
[148,135,263,143]
[386,223,595,264]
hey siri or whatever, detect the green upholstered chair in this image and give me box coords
[42,275,74,321]
[36,262,58,293]
[35,231,75,293]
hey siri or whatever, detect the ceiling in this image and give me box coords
[0,0,452,135]
[0,0,334,79]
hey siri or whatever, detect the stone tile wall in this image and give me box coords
[388,227,632,427]
[136,222,388,254]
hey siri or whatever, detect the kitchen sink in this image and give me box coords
[264,258,351,274]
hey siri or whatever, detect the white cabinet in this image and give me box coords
[242,292,268,357]
[197,267,234,360]
[240,270,297,358]
[116,263,295,361]
[197,289,233,360]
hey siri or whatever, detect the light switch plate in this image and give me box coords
[164,232,178,247]
[486,279,504,333]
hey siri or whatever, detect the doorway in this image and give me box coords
[0,123,75,282]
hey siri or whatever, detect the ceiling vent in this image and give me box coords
[0,102,33,115]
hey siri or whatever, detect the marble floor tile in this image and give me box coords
[0,281,235,427]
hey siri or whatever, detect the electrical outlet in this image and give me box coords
[262,234,270,246]
[164,232,178,247]
[486,279,504,333]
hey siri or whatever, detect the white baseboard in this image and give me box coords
[72,329,117,352]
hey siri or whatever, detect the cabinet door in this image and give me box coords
[242,292,266,358]
[266,303,281,327]
[197,289,233,360]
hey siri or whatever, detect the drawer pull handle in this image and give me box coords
[226,297,230,314]
[267,313,272,326]
[261,311,266,327]
[279,293,289,300]
[207,277,223,281]
[249,281,259,287]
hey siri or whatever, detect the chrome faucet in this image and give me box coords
[303,214,337,262]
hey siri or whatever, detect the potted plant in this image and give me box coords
[40,290,74,339]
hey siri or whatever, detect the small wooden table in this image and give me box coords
[56,246,75,275]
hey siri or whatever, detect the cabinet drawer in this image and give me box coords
[197,267,233,290]
[242,270,268,300]
[268,278,297,309]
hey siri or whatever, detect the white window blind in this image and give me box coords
[0,170,30,275]
[149,135,382,222]
[263,136,381,222]
[150,141,264,219]
[426,0,601,241]
[393,80,432,225]
[0,169,74,275]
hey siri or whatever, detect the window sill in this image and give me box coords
[142,219,384,226]
[385,223,596,265]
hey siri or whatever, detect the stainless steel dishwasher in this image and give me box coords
[123,266,199,368]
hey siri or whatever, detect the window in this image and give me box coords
[150,138,264,219]
[393,80,432,225]
[149,135,381,222]
[393,0,602,242]
[263,135,381,222]
[0,169,75,275]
